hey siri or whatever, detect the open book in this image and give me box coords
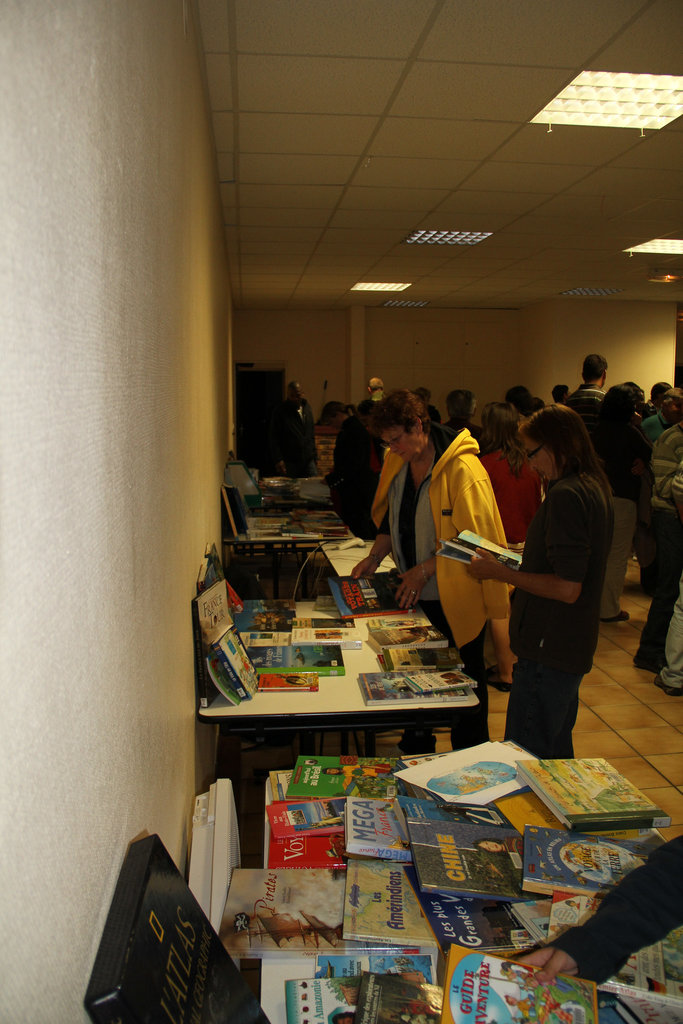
[438,530,522,570]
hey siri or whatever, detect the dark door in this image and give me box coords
[235,367,285,476]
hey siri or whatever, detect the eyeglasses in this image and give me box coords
[382,430,406,450]
[525,443,544,459]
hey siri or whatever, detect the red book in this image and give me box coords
[267,832,346,869]
[267,798,346,839]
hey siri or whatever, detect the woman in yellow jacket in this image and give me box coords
[352,390,509,751]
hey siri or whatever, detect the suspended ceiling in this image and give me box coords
[196,0,683,310]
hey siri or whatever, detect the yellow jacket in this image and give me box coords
[372,428,510,647]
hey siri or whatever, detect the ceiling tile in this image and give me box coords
[239,112,378,154]
[239,152,358,185]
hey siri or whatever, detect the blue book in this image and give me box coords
[246,644,345,675]
[344,798,411,861]
[397,796,513,829]
[314,952,435,982]
[407,817,523,900]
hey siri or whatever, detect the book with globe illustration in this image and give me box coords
[393,741,534,806]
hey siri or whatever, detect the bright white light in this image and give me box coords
[625,238,683,255]
[351,282,412,291]
[531,71,683,130]
[404,230,492,245]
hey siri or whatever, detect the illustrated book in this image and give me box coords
[267,799,346,838]
[440,943,597,1024]
[257,673,319,692]
[393,740,533,805]
[211,625,259,698]
[344,798,411,861]
[342,859,435,948]
[397,795,514,830]
[366,624,449,653]
[354,971,442,1024]
[267,832,346,870]
[437,530,522,570]
[314,951,435,983]
[232,598,296,633]
[238,631,292,647]
[291,617,359,629]
[286,756,400,800]
[357,672,476,707]
[363,611,430,631]
[407,817,523,900]
[381,646,463,671]
[84,834,270,1024]
[284,976,360,1024]
[290,626,363,649]
[327,573,402,618]
[515,757,671,830]
[246,644,345,675]
[191,577,235,708]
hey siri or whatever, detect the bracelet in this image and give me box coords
[369,551,382,566]
[421,563,429,583]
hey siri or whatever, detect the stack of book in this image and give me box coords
[215,745,679,1024]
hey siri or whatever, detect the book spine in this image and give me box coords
[211,640,250,700]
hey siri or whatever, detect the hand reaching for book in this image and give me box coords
[518,946,579,984]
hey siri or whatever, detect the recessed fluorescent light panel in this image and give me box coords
[351,282,411,291]
[625,239,683,255]
[404,230,491,245]
[531,72,683,130]
[382,299,430,307]
[560,287,624,296]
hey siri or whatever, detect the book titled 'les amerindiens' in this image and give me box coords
[84,834,270,1024]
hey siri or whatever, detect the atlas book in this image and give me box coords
[403,864,534,955]
[394,740,534,806]
[257,673,319,692]
[286,756,400,800]
[211,625,259,698]
[84,834,270,1024]
[438,530,522,570]
[267,832,346,870]
[328,572,402,618]
[381,646,463,671]
[366,624,449,653]
[291,626,363,649]
[344,798,411,861]
[232,598,296,633]
[315,951,436,983]
[357,672,476,707]
[191,577,235,708]
[397,795,514,829]
[440,943,598,1024]
[342,859,436,948]
[284,976,360,1024]
[354,971,442,1024]
[267,799,346,838]
[521,824,662,896]
[515,757,672,831]
[247,644,345,675]
[407,817,523,901]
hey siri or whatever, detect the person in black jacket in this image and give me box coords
[268,380,317,477]
[326,399,383,539]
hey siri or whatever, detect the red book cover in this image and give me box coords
[267,831,346,869]
[267,798,346,838]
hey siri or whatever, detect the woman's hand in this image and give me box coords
[466,548,505,581]
[396,566,427,608]
[351,555,378,579]
[517,946,579,984]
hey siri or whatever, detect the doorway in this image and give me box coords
[234,366,285,476]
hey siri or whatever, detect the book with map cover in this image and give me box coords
[394,740,533,806]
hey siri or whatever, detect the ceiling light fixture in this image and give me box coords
[560,287,624,296]
[647,269,682,283]
[382,299,430,307]
[531,71,683,130]
[403,229,491,245]
[625,239,683,255]
[351,282,411,291]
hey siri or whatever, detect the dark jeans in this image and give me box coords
[398,601,488,754]
[504,657,583,758]
[637,511,683,666]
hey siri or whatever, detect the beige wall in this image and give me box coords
[0,3,229,1019]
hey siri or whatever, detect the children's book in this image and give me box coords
[258,673,319,692]
[363,612,431,631]
[315,952,436,983]
[233,598,296,633]
[494,787,564,832]
[267,799,346,838]
[269,770,293,801]
[291,626,363,649]
[285,976,360,1024]
[438,531,522,570]
[394,740,533,806]
[381,647,463,671]
[247,644,345,675]
[440,944,598,1024]
[397,669,477,695]
[205,649,243,705]
[508,897,552,944]
[239,631,292,647]
[342,860,435,947]
[328,573,402,618]
[515,757,672,831]
[366,624,449,653]
[286,756,400,800]
[219,867,347,959]
[344,798,411,861]
[354,971,442,1024]
[267,832,346,870]
[546,888,604,943]
[191,577,234,708]
[407,818,523,901]
[521,825,661,896]
[211,625,259,698]
[403,865,534,955]
[357,672,476,706]
[397,795,513,829]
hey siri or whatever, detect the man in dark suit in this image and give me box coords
[268,380,317,477]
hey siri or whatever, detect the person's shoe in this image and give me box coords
[633,654,664,674]
[654,674,683,697]
[601,610,630,622]
[487,676,512,692]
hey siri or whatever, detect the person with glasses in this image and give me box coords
[352,389,510,752]
[467,404,613,759]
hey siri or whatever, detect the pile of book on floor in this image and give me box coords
[217,742,680,1024]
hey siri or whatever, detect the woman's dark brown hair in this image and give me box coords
[520,404,611,495]
[370,389,429,437]
[479,402,527,476]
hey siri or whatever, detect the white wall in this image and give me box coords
[0,3,229,1019]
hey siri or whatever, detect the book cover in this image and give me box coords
[357,672,475,706]
[328,573,402,618]
[614,991,683,1024]
[219,868,346,958]
[291,627,363,649]
[438,531,522,570]
[205,649,243,705]
[397,796,514,829]
[403,865,533,955]
[381,647,463,671]
[354,971,442,1024]
[191,578,234,708]
[267,799,346,838]
[269,770,293,801]
[407,818,523,900]
[396,669,477,695]
[286,756,400,800]
[267,832,347,870]
[508,897,552,945]
[258,673,319,692]
[292,617,359,630]
[363,612,431,631]
[212,625,259,698]
[494,788,564,833]
[366,625,448,653]
[344,798,411,861]
[239,631,292,647]
[247,644,345,675]
[515,758,671,830]
[84,834,269,1024]
[285,976,360,1024]
[233,598,296,633]
[394,741,533,806]
[546,889,603,943]
[342,860,435,947]
[440,944,598,1024]
[522,825,659,896]
[314,952,435,983]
